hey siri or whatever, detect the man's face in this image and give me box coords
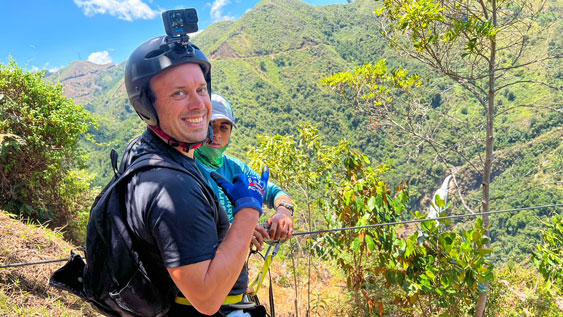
[150,63,212,145]
[208,119,232,149]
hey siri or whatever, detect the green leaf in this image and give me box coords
[344,190,353,205]
[435,194,445,207]
[436,287,445,295]
[472,230,481,242]
[366,234,375,252]
[351,237,361,253]
[367,196,376,211]
[483,270,494,281]
[476,217,483,229]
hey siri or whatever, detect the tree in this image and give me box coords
[318,148,409,316]
[0,59,96,241]
[323,0,562,313]
[247,123,494,315]
[247,123,347,316]
[318,154,493,315]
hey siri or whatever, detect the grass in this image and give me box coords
[0,210,99,316]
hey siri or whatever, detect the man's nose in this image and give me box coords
[186,93,206,110]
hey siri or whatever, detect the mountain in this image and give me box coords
[53,0,562,263]
[48,61,117,105]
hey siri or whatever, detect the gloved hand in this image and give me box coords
[210,167,269,216]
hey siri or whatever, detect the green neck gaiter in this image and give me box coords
[194,144,227,169]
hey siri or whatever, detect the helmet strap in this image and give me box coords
[148,125,213,153]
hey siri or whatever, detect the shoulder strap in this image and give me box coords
[120,154,188,180]
[90,152,192,248]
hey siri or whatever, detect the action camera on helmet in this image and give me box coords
[163,9,198,41]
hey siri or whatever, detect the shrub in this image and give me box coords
[0,59,96,241]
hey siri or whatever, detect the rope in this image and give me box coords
[292,203,563,237]
[0,257,71,269]
[1,203,561,269]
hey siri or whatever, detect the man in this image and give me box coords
[194,93,294,250]
[123,35,266,316]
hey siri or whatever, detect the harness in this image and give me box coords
[248,240,282,297]
[175,231,286,316]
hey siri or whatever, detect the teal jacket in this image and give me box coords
[196,155,289,222]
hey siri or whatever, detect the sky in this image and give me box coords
[0,0,349,72]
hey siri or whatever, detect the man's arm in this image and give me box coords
[167,171,266,314]
[167,208,258,315]
[268,195,294,240]
[252,194,294,250]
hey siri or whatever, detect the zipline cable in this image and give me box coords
[1,203,562,269]
[0,257,70,269]
[291,203,563,237]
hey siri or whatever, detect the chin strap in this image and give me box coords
[148,125,213,152]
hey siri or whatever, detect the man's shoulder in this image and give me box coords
[125,150,207,195]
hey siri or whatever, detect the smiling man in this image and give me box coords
[117,35,268,316]
[150,63,211,144]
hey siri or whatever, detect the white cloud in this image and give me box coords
[29,62,62,73]
[74,0,158,21]
[88,51,113,64]
[210,0,235,22]
[48,66,63,73]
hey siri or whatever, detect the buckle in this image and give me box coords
[228,294,257,309]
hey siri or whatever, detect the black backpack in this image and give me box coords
[50,141,200,316]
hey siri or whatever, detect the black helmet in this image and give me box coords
[125,35,212,126]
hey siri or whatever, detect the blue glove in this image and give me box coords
[210,167,269,217]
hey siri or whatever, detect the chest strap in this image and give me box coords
[175,294,244,306]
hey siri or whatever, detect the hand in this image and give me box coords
[210,168,269,216]
[267,207,294,241]
[251,225,269,251]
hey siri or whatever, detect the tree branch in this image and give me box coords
[495,79,563,92]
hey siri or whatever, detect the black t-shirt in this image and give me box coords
[123,129,247,296]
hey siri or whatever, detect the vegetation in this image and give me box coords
[247,124,496,315]
[323,0,562,312]
[0,59,96,242]
[534,215,563,293]
[487,263,563,316]
[0,211,98,316]
[247,123,350,315]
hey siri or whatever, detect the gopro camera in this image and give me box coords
[162,9,198,38]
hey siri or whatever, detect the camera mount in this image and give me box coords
[160,8,199,57]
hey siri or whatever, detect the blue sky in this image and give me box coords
[0,0,349,72]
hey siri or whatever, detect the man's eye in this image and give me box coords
[172,91,186,99]
[197,87,208,95]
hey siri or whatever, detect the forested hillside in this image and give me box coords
[49,0,562,264]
